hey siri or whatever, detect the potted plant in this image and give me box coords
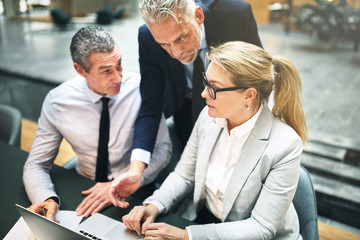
[294,0,350,50]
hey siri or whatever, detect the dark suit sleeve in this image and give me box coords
[242,2,262,48]
[132,26,165,153]
[203,0,262,49]
[222,0,262,48]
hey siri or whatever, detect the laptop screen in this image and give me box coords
[15,204,91,240]
[15,204,143,240]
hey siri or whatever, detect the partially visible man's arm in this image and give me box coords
[29,198,59,221]
[241,1,263,48]
[110,113,172,208]
[23,92,62,205]
[141,114,172,186]
[109,160,146,208]
[132,26,166,156]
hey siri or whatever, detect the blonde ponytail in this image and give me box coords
[208,41,308,143]
[272,56,308,143]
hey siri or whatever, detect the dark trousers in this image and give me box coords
[194,207,221,224]
[132,181,156,200]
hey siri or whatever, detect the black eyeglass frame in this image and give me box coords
[202,72,248,100]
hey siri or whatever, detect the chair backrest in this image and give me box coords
[96,4,114,25]
[0,104,22,147]
[293,164,319,240]
[50,8,71,27]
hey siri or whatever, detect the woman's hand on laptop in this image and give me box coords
[29,198,59,221]
[76,181,113,217]
[144,222,189,240]
[122,204,159,235]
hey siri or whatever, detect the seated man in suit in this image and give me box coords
[130,0,262,191]
[23,26,171,220]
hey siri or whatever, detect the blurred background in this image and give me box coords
[0,0,359,239]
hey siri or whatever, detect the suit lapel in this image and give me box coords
[194,119,222,212]
[222,106,273,220]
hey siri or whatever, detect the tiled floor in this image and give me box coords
[1,7,360,235]
[1,10,359,139]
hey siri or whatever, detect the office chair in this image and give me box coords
[50,8,71,29]
[0,104,22,147]
[96,4,114,25]
[293,164,319,240]
[63,156,78,171]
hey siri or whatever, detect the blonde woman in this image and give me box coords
[110,41,308,240]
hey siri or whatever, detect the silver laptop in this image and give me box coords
[15,204,144,240]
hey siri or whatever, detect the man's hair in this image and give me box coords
[139,0,196,24]
[70,26,115,72]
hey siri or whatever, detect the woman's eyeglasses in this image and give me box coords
[201,72,248,100]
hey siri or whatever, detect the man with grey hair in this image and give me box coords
[23,26,171,220]
[125,0,262,184]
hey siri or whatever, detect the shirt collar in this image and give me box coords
[82,77,117,104]
[215,104,264,138]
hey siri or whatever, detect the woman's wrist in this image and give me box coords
[145,203,159,218]
[183,229,190,240]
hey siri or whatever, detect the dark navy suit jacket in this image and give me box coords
[133,0,262,153]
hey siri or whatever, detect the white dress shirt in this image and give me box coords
[23,71,172,204]
[205,104,263,219]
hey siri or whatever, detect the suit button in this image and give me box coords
[216,191,224,201]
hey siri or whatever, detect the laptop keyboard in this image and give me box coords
[79,227,145,240]
[79,229,102,240]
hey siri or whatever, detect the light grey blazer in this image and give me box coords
[146,105,303,239]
